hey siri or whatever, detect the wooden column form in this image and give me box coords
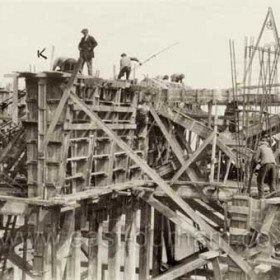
[124,196,137,280]
[152,210,163,277]
[108,198,122,280]
[88,208,103,280]
[139,200,152,280]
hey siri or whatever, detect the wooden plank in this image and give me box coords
[8,251,35,279]
[139,200,152,280]
[69,231,81,280]
[199,251,219,260]
[88,209,102,280]
[12,74,19,124]
[211,258,223,280]
[170,132,215,184]
[108,199,122,280]
[124,196,137,280]
[260,205,279,235]
[56,209,75,280]
[152,209,163,276]
[65,123,136,130]
[150,252,208,280]
[69,93,257,278]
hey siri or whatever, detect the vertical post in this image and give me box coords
[139,200,152,280]
[50,45,55,70]
[208,101,212,128]
[124,196,137,280]
[113,65,116,80]
[68,231,81,280]
[12,75,19,125]
[210,103,218,183]
[108,198,122,280]
[37,78,47,198]
[152,210,163,276]
[88,209,102,280]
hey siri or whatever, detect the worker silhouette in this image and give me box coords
[118,53,141,80]
[254,137,276,198]
[78,28,98,75]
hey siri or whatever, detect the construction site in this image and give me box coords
[2,5,280,280]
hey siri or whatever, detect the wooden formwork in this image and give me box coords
[1,67,280,280]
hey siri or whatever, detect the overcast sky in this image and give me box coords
[0,0,280,88]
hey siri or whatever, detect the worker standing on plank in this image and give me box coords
[254,137,276,198]
[78,28,98,75]
[118,53,141,80]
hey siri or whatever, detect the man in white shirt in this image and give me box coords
[117,53,141,80]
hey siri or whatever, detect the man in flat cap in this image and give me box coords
[78,28,98,75]
[118,53,141,80]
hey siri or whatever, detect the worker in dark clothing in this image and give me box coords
[52,57,77,73]
[78,28,98,75]
[254,139,276,198]
[171,73,185,83]
[118,53,141,80]
[224,101,239,133]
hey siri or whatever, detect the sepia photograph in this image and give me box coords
[1,0,280,279]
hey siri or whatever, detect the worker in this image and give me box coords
[78,28,98,75]
[118,53,141,80]
[171,73,185,83]
[52,57,77,72]
[254,138,276,198]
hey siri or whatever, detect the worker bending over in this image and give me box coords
[171,73,185,83]
[78,28,98,75]
[52,57,77,72]
[118,53,141,80]
[254,138,276,198]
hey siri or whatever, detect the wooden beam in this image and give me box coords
[69,93,257,278]
[152,209,163,276]
[56,209,75,280]
[8,251,35,279]
[108,199,122,280]
[170,132,215,184]
[139,200,152,280]
[12,74,19,124]
[150,106,198,181]
[211,258,223,280]
[124,196,137,280]
[149,251,209,280]
[156,104,238,165]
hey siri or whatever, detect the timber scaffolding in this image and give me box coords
[2,8,280,280]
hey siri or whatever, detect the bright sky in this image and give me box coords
[0,0,280,88]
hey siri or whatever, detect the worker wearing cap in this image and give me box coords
[254,139,276,198]
[78,28,98,75]
[118,53,141,80]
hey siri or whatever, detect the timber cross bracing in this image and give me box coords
[0,69,259,280]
